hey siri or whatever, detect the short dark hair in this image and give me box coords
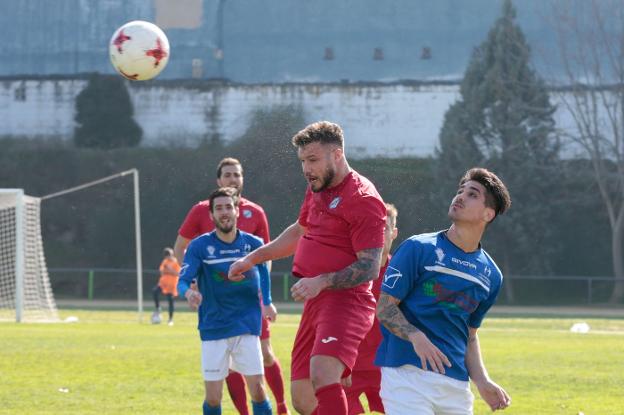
[162,247,173,257]
[292,121,344,148]
[216,157,243,178]
[459,168,511,220]
[385,203,398,226]
[208,187,240,214]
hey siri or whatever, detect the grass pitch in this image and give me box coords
[1,310,623,414]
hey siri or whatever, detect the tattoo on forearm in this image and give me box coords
[377,293,420,342]
[325,247,382,289]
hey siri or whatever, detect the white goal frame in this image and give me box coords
[0,169,144,323]
[0,189,58,322]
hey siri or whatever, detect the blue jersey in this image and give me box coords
[178,230,272,341]
[375,231,502,381]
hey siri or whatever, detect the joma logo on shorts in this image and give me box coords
[321,337,338,343]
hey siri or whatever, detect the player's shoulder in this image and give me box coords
[238,229,264,247]
[395,231,441,254]
[347,170,381,196]
[341,171,384,208]
[239,197,266,214]
[479,247,504,281]
[187,231,216,249]
[190,199,211,212]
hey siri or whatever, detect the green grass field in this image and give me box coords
[1,310,623,414]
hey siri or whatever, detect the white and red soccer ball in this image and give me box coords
[109,21,170,81]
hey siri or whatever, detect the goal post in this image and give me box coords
[0,189,59,322]
[1,169,144,323]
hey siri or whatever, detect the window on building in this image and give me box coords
[421,46,432,60]
[373,48,384,61]
[324,47,335,61]
[14,83,26,101]
[192,58,203,79]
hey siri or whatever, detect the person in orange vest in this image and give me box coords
[152,247,181,326]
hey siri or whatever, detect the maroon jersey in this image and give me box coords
[293,171,386,287]
[178,197,270,243]
[352,258,390,372]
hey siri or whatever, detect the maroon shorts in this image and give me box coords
[291,289,375,381]
[260,316,270,340]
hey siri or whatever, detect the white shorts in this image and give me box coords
[380,365,474,415]
[200,334,264,381]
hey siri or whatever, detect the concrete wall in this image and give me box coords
[0,79,460,158]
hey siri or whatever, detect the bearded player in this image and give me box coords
[229,121,387,415]
[174,158,289,415]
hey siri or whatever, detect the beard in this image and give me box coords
[215,219,235,234]
[310,167,335,193]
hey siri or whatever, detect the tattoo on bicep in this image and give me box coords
[377,293,420,341]
[326,247,382,289]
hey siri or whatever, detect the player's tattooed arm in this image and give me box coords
[323,247,383,289]
[376,292,420,341]
[378,292,452,374]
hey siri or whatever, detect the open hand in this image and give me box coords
[408,331,452,374]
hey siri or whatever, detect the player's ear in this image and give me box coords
[483,207,495,223]
[333,146,343,161]
[392,227,398,240]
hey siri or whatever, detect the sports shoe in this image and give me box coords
[151,311,161,324]
[167,319,174,326]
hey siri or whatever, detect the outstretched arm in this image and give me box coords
[228,222,305,280]
[376,292,451,374]
[289,247,383,301]
[466,327,511,411]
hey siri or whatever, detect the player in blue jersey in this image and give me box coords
[376,167,512,414]
[179,187,277,415]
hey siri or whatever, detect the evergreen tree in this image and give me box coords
[435,0,561,297]
[74,73,142,149]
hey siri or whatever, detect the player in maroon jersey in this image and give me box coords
[229,122,387,415]
[344,203,398,415]
[174,157,289,415]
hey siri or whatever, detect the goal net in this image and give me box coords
[0,189,59,322]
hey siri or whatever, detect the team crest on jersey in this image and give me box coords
[483,266,492,277]
[435,248,445,264]
[382,266,402,289]
[207,245,216,256]
[243,209,252,218]
[329,197,341,209]
[243,243,251,254]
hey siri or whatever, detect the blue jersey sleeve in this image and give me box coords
[248,233,272,305]
[177,240,202,298]
[257,262,272,305]
[468,272,502,328]
[380,238,419,300]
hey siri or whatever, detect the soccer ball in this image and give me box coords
[109,20,170,81]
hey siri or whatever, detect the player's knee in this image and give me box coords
[309,357,343,389]
[247,377,268,402]
[291,393,316,415]
[291,383,317,415]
